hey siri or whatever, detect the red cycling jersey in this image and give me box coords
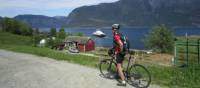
[113,33,123,54]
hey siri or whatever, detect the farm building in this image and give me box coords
[65,36,95,52]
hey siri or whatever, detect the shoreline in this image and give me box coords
[96,47,152,53]
[35,26,200,30]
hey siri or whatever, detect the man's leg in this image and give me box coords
[116,54,126,86]
[117,63,125,81]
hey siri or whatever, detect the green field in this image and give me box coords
[0,32,98,67]
[0,32,200,88]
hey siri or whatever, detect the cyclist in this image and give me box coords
[112,24,126,86]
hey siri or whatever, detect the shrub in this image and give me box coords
[57,28,66,39]
[1,17,33,36]
[32,34,46,47]
[75,32,84,36]
[50,27,56,37]
[145,24,175,53]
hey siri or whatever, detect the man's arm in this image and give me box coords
[114,35,123,52]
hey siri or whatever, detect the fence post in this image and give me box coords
[186,38,189,65]
[174,43,177,65]
[174,38,177,65]
[198,39,200,64]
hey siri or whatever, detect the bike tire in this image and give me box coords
[99,59,117,78]
[128,64,151,88]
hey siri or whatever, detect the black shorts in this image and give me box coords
[116,53,125,64]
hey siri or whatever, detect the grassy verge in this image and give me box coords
[0,32,98,68]
[145,63,200,88]
[1,32,200,87]
[0,44,98,67]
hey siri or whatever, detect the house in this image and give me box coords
[65,36,95,52]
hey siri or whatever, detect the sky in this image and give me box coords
[0,0,119,17]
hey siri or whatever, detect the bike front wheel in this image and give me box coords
[128,64,151,88]
[99,59,117,79]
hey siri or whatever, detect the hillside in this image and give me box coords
[14,15,67,28]
[0,32,32,45]
[67,0,200,27]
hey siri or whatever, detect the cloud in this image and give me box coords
[0,7,73,17]
[0,0,119,17]
[0,0,119,9]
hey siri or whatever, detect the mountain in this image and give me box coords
[67,0,200,27]
[14,15,67,28]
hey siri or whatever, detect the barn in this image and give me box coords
[65,36,95,52]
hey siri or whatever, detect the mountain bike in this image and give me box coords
[99,53,151,88]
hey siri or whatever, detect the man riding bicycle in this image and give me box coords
[112,24,126,86]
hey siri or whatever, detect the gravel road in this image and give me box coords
[0,50,164,88]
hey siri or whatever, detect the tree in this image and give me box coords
[57,28,66,39]
[75,32,84,36]
[1,18,33,36]
[46,37,63,49]
[50,27,56,37]
[144,24,175,53]
[32,34,43,47]
[1,18,12,32]
[11,20,21,34]
[34,28,40,34]
[0,20,2,32]
[19,22,32,36]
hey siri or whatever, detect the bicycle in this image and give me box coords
[99,52,151,88]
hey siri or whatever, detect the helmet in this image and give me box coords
[112,24,120,30]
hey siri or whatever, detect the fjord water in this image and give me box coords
[41,27,200,50]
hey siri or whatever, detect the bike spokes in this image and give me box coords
[129,64,151,88]
[99,59,117,79]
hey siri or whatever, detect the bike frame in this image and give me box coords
[126,54,132,74]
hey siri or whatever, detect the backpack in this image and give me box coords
[113,33,130,54]
[120,34,130,54]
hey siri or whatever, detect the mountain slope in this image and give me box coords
[67,0,200,27]
[14,15,67,28]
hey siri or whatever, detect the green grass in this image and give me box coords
[0,44,99,67]
[147,65,172,86]
[0,32,32,45]
[1,32,200,87]
[147,64,200,88]
[0,32,99,68]
[171,64,200,88]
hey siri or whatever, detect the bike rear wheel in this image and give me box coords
[128,64,151,88]
[99,59,117,79]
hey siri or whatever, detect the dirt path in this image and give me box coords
[0,50,164,88]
